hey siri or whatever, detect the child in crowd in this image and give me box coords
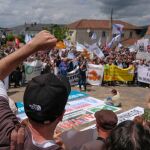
[105,89,121,107]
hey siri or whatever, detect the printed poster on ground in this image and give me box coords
[57,110,95,132]
[117,107,144,124]
[68,90,89,101]
[65,97,104,114]
[86,104,121,113]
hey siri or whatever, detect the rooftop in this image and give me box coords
[146,26,150,35]
[68,19,141,30]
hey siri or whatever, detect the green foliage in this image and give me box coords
[6,34,14,41]
[16,34,25,43]
[50,25,68,41]
[143,109,150,121]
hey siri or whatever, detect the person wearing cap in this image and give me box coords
[0,31,71,150]
[80,110,118,150]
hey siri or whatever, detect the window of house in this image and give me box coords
[89,31,94,38]
[69,31,74,36]
[102,31,106,37]
[113,34,116,38]
[121,33,124,38]
[129,31,133,38]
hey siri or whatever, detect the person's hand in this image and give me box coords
[28,30,57,52]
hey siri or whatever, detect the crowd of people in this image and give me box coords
[1,38,150,90]
[0,31,149,150]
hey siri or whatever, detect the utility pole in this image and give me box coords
[109,8,113,41]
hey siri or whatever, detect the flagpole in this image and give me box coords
[110,8,113,41]
[107,8,113,51]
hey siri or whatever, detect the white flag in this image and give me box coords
[25,34,32,44]
[107,34,121,48]
[76,42,86,52]
[84,42,89,48]
[89,43,104,59]
[107,38,115,48]
[67,52,75,59]
[118,43,123,48]
[98,37,102,47]
[64,40,72,48]
[114,34,121,42]
[91,32,97,40]
[70,31,77,44]
[112,24,124,34]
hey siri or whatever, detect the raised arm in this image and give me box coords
[0,31,57,80]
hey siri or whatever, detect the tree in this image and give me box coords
[16,34,25,43]
[50,25,68,41]
[6,34,14,41]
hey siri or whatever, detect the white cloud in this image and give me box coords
[0,0,149,27]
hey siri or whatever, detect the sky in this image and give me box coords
[0,0,150,27]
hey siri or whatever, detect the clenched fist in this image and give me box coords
[28,30,57,51]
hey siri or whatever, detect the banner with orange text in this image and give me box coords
[87,64,104,85]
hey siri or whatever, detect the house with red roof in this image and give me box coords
[68,19,145,47]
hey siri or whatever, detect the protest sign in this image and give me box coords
[58,110,95,132]
[137,39,149,52]
[65,97,103,114]
[138,65,150,84]
[81,124,96,131]
[63,110,91,121]
[117,107,144,124]
[87,64,104,86]
[136,52,150,61]
[104,64,134,81]
[24,60,44,82]
[67,67,79,86]
[86,104,121,113]
[68,90,89,101]
[68,97,104,106]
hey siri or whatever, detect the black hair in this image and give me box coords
[107,120,150,150]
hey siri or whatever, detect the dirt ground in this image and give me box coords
[8,85,150,112]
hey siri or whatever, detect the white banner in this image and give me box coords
[24,60,44,82]
[117,107,144,124]
[137,39,149,52]
[136,52,150,61]
[67,67,79,86]
[138,65,150,84]
[87,64,104,86]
